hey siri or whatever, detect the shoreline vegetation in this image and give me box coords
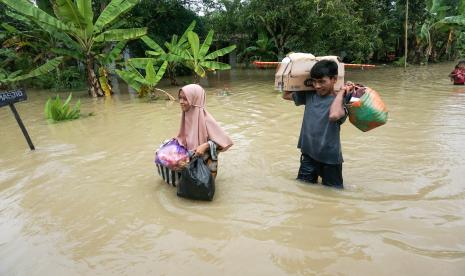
[1,0,464,96]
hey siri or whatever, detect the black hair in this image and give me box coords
[310,60,338,79]
[458,60,465,66]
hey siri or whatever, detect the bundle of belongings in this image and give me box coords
[155,139,215,201]
[345,83,388,132]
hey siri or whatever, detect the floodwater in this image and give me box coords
[1,63,465,275]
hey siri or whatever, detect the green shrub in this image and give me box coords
[44,93,81,122]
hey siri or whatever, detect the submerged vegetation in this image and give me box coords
[44,94,81,122]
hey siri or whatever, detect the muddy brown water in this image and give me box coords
[1,63,465,275]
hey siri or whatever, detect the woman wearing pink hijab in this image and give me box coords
[157,84,233,186]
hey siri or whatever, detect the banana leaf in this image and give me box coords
[1,23,18,33]
[199,30,214,58]
[2,0,75,32]
[11,56,63,82]
[94,28,147,42]
[204,45,236,60]
[115,69,143,91]
[94,0,138,32]
[187,31,200,62]
[440,16,465,29]
[53,0,86,29]
[153,61,168,85]
[76,0,94,34]
[178,20,196,46]
[199,61,231,70]
[141,36,165,53]
[145,60,156,84]
[194,65,205,78]
[100,41,127,65]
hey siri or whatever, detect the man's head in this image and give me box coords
[310,60,338,96]
[458,60,465,68]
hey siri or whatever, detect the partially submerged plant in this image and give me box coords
[116,59,175,101]
[44,93,81,122]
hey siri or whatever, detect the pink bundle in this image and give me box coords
[155,139,190,170]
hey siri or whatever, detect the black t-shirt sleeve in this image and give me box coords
[292,91,307,106]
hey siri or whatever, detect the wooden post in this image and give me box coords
[9,104,35,150]
[404,0,409,71]
[1,89,35,150]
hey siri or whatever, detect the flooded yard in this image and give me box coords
[1,63,465,275]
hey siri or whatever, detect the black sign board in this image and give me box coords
[0,89,28,108]
[1,89,35,150]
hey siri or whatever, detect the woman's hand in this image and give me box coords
[194,143,210,157]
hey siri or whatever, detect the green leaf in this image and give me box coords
[44,98,52,119]
[102,41,127,65]
[94,28,147,42]
[145,60,156,84]
[11,57,63,82]
[45,94,80,122]
[2,0,75,32]
[178,20,196,45]
[51,48,83,60]
[199,61,231,70]
[153,61,168,85]
[141,36,165,53]
[199,30,214,58]
[146,50,162,57]
[204,45,236,60]
[115,69,142,91]
[52,0,85,29]
[187,31,200,62]
[76,0,94,34]
[1,23,18,33]
[440,16,465,28]
[8,70,23,79]
[127,58,157,69]
[94,0,139,32]
[194,65,205,78]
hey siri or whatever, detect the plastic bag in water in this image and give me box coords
[155,139,189,170]
[177,157,215,201]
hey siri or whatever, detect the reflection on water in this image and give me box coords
[1,63,465,275]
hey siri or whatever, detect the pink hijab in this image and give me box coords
[176,84,233,151]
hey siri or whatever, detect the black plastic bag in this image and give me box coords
[177,157,215,201]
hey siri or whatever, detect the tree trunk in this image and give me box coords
[86,55,104,97]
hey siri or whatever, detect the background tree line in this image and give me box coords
[1,0,465,93]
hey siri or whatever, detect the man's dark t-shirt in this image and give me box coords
[292,91,349,165]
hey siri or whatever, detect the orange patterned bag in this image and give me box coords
[346,84,388,132]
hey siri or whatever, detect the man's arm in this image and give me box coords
[329,90,347,122]
[282,91,294,101]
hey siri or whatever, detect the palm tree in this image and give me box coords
[1,0,146,97]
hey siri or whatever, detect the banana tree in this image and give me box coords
[237,32,277,63]
[115,59,173,100]
[439,0,465,57]
[171,30,236,82]
[1,0,146,97]
[0,57,63,89]
[142,21,196,85]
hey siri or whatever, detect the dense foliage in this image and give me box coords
[203,0,465,63]
[1,0,465,94]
